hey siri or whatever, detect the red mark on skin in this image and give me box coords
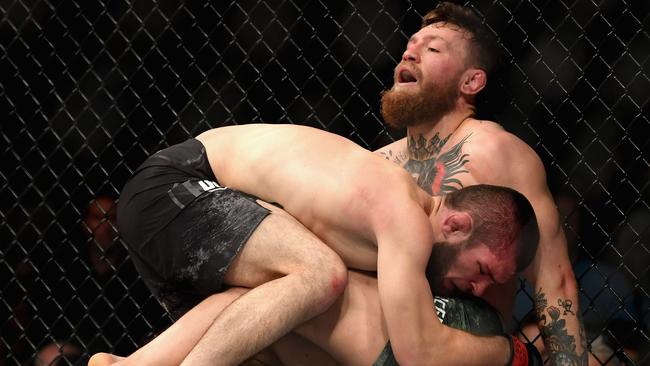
[330,276,346,295]
[431,162,446,194]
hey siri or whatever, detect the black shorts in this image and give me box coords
[117,139,270,319]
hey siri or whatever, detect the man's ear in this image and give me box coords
[459,68,487,96]
[441,212,473,242]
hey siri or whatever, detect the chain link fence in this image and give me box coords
[1,0,648,365]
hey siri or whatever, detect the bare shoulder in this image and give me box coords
[362,161,427,219]
[462,120,537,158]
[460,119,546,188]
[374,138,408,166]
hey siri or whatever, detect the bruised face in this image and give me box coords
[427,241,517,298]
[381,23,472,128]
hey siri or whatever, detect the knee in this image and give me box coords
[325,260,348,298]
[303,252,348,308]
[312,268,348,313]
[318,249,348,290]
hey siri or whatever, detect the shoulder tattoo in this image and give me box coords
[403,133,471,195]
[378,149,409,165]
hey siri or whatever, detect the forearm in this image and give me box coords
[438,328,511,366]
[385,282,511,365]
[533,276,587,365]
[391,324,512,366]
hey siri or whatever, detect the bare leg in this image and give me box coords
[181,202,347,365]
[88,272,383,366]
[88,287,338,366]
[88,288,248,366]
[89,203,348,366]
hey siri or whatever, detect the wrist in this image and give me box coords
[506,335,530,366]
[505,335,514,366]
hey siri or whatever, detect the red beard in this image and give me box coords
[380,70,459,129]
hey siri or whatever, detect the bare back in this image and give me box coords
[196,124,430,270]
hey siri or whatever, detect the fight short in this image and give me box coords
[117,138,270,319]
[373,295,504,366]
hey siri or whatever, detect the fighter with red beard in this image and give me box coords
[377,2,586,364]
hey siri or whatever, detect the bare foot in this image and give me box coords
[88,352,125,366]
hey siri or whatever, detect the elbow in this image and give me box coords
[550,263,578,294]
[392,341,433,366]
[543,266,579,298]
[393,350,428,366]
[392,328,449,366]
[561,269,579,297]
[528,250,579,295]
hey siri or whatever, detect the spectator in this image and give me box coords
[574,259,639,335]
[33,341,81,366]
[613,207,649,297]
[81,196,126,281]
[2,260,36,365]
[588,334,623,366]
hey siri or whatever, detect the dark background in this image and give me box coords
[1,0,648,365]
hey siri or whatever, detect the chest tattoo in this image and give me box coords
[378,149,409,166]
[404,133,471,195]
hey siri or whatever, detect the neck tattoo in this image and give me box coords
[404,134,471,195]
[407,132,451,161]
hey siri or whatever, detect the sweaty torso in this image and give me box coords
[196,124,426,270]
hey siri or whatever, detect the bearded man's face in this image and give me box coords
[381,24,472,127]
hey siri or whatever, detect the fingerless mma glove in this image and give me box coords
[507,335,543,366]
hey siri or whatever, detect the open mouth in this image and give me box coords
[397,68,418,84]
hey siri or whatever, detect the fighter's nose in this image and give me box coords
[471,282,488,297]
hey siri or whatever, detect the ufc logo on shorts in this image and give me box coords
[434,297,449,322]
[198,180,224,192]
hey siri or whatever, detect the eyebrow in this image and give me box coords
[483,264,498,284]
[408,34,450,46]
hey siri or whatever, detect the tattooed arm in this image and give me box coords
[376,129,587,364]
[525,193,586,366]
[469,132,587,366]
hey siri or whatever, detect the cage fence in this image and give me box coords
[1,0,649,365]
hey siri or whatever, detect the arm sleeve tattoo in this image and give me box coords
[535,288,588,365]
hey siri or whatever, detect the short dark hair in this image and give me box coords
[444,184,539,272]
[421,2,499,76]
